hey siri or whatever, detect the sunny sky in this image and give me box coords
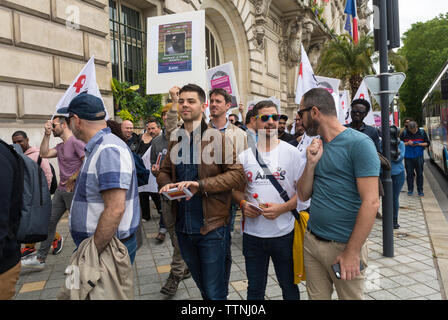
[367,0,448,72]
[368,0,448,44]
[398,0,448,40]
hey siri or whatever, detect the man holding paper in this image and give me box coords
[150,100,191,296]
[157,83,245,300]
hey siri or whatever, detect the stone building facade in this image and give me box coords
[0,0,371,147]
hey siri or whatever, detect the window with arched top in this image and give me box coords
[205,26,221,68]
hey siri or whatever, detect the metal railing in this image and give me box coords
[110,18,146,84]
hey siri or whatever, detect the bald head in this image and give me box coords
[121,120,134,140]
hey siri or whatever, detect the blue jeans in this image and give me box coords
[405,157,424,193]
[121,233,137,265]
[225,205,238,296]
[392,171,405,223]
[176,225,230,300]
[243,230,299,300]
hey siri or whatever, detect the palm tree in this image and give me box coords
[316,34,374,99]
[386,50,408,73]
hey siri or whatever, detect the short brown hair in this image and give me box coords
[252,100,278,116]
[209,88,232,104]
[302,88,337,116]
[146,116,161,128]
[179,83,206,104]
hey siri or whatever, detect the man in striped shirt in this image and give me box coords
[59,93,140,264]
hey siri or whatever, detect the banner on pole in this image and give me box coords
[295,44,318,105]
[54,56,108,119]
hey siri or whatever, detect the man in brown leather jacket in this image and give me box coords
[157,84,245,300]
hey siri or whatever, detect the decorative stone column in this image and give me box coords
[249,0,272,51]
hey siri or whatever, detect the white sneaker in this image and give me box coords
[21,255,45,270]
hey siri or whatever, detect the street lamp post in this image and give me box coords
[379,0,394,257]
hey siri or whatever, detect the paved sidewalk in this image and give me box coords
[13,177,448,300]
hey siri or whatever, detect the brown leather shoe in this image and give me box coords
[156,232,166,243]
[182,268,191,280]
[160,273,180,296]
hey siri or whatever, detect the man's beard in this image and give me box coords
[53,130,61,137]
[305,118,319,136]
[70,124,82,141]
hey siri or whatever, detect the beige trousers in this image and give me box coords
[303,230,368,300]
[0,262,21,300]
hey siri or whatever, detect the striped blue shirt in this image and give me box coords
[69,127,140,246]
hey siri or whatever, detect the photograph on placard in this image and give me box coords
[158,21,192,74]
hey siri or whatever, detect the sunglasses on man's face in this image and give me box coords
[256,114,280,122]
[351,109,367,115]
[297,106,315,118]
[66,115,74,125]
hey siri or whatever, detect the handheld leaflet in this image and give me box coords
[162,187,193,200]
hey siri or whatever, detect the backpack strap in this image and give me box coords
[36,157,44,205]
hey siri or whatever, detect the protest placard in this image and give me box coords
[206,61,240,109]
[147,11,206,94]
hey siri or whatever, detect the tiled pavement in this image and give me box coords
[13,176,448,300]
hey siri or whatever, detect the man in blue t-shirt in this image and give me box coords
[297,88,380,300]
[399,121,430,196]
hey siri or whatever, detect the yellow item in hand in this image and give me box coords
[293,210,309,284]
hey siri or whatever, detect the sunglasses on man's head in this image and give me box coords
[256,114,280,122]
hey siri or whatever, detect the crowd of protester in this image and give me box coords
[0,83,429,300]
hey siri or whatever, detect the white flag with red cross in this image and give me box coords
[295,44,318,105]
[54,56,109,119]
[353,80,374,126]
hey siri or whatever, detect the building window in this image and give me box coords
[109,0,145,83]
[205,26,221,68]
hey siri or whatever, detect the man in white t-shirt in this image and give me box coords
[233,100,301,300]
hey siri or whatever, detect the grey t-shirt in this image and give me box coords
[308,128,380,243]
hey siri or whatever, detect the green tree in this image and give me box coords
[317,33,407,102]
[111,60,163,125]
[398,13,448,124]
[317,34,375,99]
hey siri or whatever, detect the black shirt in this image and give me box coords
[279,131,294,142]
[128,133,152,157]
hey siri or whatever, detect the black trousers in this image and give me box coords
[139,192,162,220]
